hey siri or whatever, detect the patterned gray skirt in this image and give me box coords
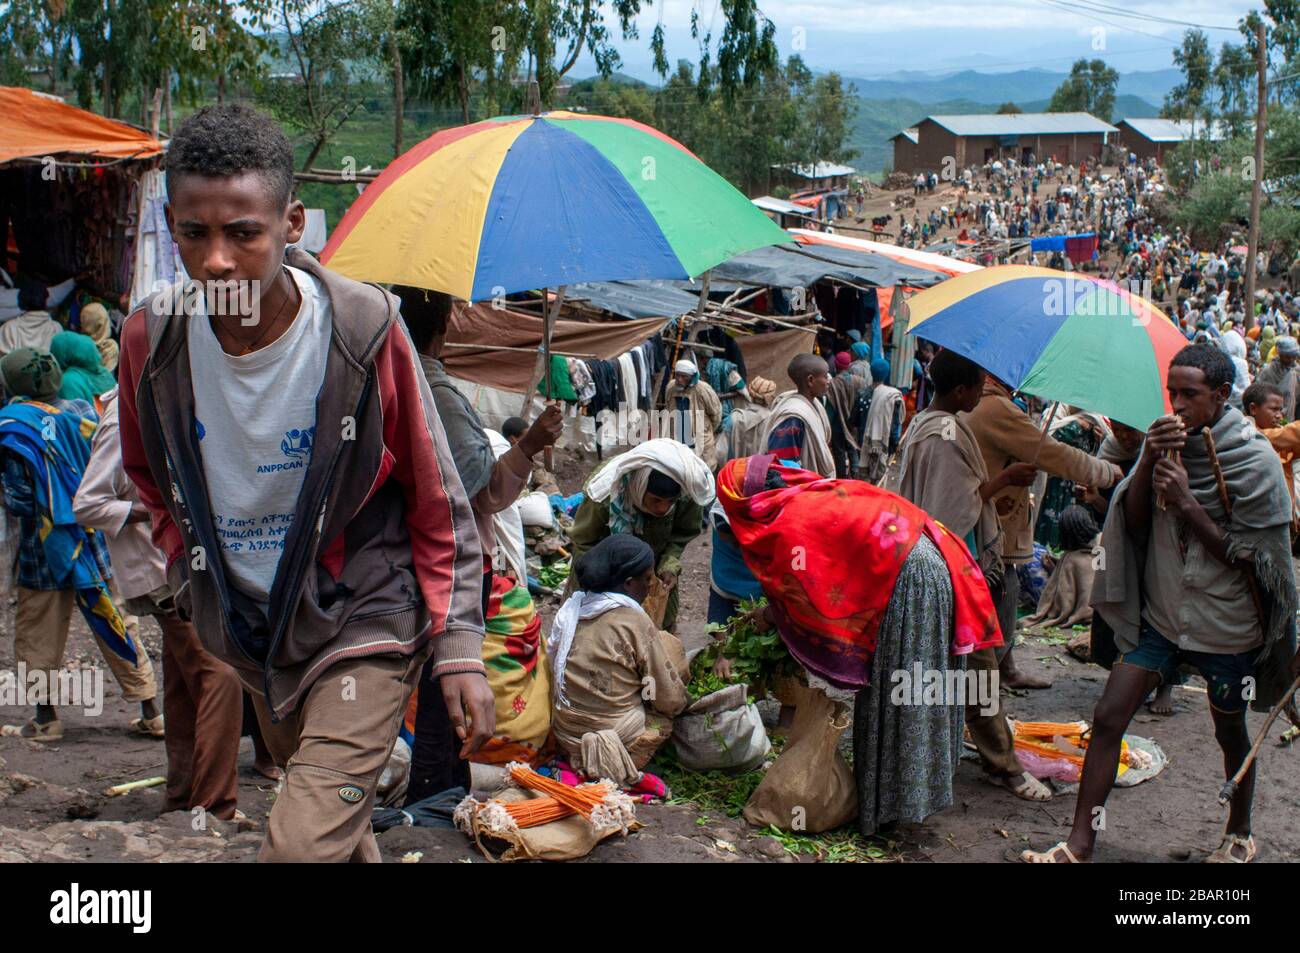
[853,534,965,835]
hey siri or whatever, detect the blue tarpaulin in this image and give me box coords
[1030,232,1096,252]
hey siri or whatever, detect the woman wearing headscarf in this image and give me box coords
[0,347,159,741]
[826,351,867,478]
[568,438,715,630]
[1032,409,1110,549]
[858,357,904,483]
[1259,325,1277,365]
[664,358,723,469]
[722,375,777,463]
[548,534,688,786]
[78,302,119,373]
[717,454,1003,835]
[49,331,116,405]
[1257,334,1300,421]
[847,341,872,383]
[704,353,748,433]
[1217,323,1250,407]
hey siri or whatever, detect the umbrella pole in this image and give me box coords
[543,285,566,403]
[1033,401,1059,462]
[518,285,566,418]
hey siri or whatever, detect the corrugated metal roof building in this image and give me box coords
[890,127,920,174]
[890,112,1116,175]
[926,113,1117,136]
[1115,117,1229,163]
[775,161,858,180]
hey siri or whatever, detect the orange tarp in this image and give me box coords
[0,86,164,164]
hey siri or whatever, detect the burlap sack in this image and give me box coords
[742,679,857,833]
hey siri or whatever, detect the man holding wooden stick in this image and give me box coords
[1024,344,1300,864]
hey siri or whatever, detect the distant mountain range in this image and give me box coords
[847,68,1182,106]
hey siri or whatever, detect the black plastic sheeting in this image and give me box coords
[569,241,945,320]
[567,280,703,320]
[709,242,945,289]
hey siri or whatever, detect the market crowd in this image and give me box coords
[2,103,1297,865]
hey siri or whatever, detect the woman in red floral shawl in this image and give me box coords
[716,454,1002,835]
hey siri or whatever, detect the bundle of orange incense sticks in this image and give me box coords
[455,764,638,835]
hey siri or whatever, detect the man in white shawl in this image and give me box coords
[1024,345,1299,865]
[896,349,1048,802]
[548,534,688,785]
[858,356,904,484]
[664,358,723,469]
[0,281,63,356]
[760,353,835,477]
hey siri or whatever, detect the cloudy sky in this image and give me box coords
[572,0,1263,79]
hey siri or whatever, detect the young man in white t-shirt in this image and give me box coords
[119,105,490,862]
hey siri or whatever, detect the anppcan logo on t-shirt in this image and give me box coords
[253,426,316,473]
[281,426,315,459]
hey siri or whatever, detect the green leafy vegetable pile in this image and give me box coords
[535,559,570,590]
[686,597,795,700]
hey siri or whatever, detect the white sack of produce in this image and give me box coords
[517,491,555,528]
[672,683,770,773]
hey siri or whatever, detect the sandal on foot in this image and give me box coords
[1020,841,1081,863]
[995,772,1052,801]
[18,718,63,742]
[128,715,165,738]
[1206,833,1256,863]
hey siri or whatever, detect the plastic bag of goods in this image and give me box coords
[671,683,771,773]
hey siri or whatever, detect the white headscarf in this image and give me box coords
[1219,328,1250,403]
[586,437,716,510]
[548,591,645,709]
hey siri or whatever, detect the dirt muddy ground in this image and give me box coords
[3,402,1299,865]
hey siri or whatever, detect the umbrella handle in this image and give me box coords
[1033,401,1059,462]
[540,286,566,410]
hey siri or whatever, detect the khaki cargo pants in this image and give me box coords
[243,646,430,863]
[14,586,157,705]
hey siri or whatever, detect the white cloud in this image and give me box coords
[638,0,1254,37]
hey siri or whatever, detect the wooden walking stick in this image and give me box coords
[1151,415,1185,511]
[1201,428,1231,517]
[1202,427,1300,803]
[1219,673,1300,804]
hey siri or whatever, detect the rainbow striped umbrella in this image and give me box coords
[906,265,1189,429]
[320,110,791,301]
